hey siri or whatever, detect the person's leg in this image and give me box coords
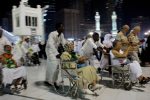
[129,61,142,80]
[34,52,40,65]
[129,61,150,84]
[99,54,106,69]
[81,80,95,95]
[43,51,47,59]
[137,75,150,84]
[77,67,95,95]
[38,51,42,58]
[45,60,58,85]
[53,64,59,83]
[91,77,102,91]
[132,51,140,63]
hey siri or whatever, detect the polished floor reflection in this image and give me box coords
[0,59,150,100]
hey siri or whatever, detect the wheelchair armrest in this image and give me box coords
[113,57,126,59]
[106,63,128,68]
[120,63,128,67]
[106,65,114,67]
[104,53,109,55]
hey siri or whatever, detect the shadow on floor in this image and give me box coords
[34,81,88,100]
[101,79,145,92]
[13,94,45,100]
[100,70,146,92]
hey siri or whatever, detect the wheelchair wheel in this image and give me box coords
[124,82,132,90]
[54,69,77,96]
[88,84,93,90]
[22,79,27,89]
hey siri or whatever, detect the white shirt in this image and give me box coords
[21,41,30,54]
[80,38,104,58]
[31,44,40,53]
[74,40,84,53]
[46,31,67,60]
[0,36,11,55]
[103,34,113,48]
[12,43,23,63]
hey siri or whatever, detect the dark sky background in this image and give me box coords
[123,0,149,17]
[0,0,150,22]
[123,0,150,21]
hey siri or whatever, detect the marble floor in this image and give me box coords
[0,59,150,100]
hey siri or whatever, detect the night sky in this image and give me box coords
[0,0,150,22]
[123,0,149,17]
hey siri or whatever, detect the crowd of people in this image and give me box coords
[0,23,150,95]
[0,27,46,94]
[44,23,150,95]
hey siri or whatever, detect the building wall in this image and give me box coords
[57,9,80,39]
[12,2,44,40]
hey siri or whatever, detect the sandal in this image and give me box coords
[145,77,150,83]
[139,77,147,85]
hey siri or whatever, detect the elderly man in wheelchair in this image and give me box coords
[110,40,150,90]
[58,43,101,96]
[0,45,27,94]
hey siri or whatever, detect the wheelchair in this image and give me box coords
[54,60,81,98]
[100,52,132,90]
[54,60,99,98]
[111,63,132,90]
[0,65,27,95]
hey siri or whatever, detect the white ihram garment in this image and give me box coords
[74,40,84,54]
[45,31,66,84]
[31,44,40,53]
[110,50,142,81]
[21,41,30,59]
[12,43,23,65]
[100,34,112,69]
[80,38,104,66]
[2,66,27,86]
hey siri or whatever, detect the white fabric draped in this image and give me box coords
[45,31,66,84]
[2,66,27,86]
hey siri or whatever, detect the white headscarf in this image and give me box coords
[103,34,113,48]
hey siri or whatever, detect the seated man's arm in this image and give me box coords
[121,40,129,46]
[112,50,127,58]
[131,42,140,46]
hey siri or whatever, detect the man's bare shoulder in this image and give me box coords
[118,31,123,35]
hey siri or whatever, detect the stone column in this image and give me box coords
[95,12,101,37]
[111,11,118,37]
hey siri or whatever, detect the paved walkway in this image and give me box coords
[0,59,150,100]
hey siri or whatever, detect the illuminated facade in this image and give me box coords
[12,0,44,41]
[111,11,118,37]
[95,12,101,37]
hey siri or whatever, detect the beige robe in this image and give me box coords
[128,33,140,62]
[116,31,129,50]
[77,66,100,89]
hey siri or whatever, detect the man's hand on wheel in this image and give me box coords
[56,54,61,59]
